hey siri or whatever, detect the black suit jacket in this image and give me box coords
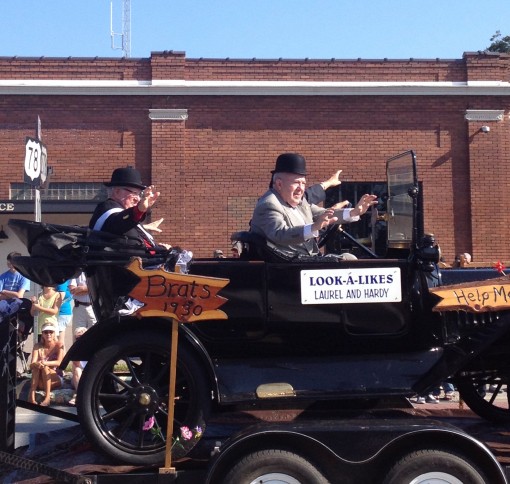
[89,199,153,247]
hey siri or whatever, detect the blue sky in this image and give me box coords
[1,1,509,60]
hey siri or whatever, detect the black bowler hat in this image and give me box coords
[271,153,307,176]
[104,166,146,190]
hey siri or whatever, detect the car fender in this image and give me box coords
[60,316,220,400]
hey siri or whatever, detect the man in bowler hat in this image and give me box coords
[90,166,170,251]
[250,153,377,257]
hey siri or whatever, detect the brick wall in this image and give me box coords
[0,51,509,262]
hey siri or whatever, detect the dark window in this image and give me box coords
[11,183,107,201]
[324,181,388,256]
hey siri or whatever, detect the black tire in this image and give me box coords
[77,330,210,465]
[222,449,330,484]
[383,449,487,484]
[457,375,510,423]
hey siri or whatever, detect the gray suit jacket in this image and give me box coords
[250,189,354,256]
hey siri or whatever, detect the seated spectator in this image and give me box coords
[28,322,64,406]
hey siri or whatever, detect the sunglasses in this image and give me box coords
[121,187,142,197]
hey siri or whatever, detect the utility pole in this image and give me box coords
[111,0,131,57]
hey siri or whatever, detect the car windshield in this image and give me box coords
[386,151,416,248]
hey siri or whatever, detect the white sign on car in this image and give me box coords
[301,267,402,305]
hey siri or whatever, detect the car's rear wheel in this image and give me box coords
[77,330,210,465]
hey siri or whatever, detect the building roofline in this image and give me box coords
[0,79,509,96]
[0,54,461,63]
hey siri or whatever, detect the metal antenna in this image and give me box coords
[110,0,131,57]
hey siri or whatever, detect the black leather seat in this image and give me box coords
[230,231,293,262]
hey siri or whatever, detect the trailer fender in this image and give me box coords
[205,420,507,484]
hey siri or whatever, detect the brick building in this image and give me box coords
[0,50,509,263]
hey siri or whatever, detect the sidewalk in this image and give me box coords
[409,389,508,413]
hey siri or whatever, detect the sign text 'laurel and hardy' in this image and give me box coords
[300,267,402,305]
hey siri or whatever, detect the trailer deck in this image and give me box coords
[3,398,510,483]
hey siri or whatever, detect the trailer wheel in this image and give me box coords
[222,449,330,484]
[77,330,210,465]
[457,376,510,424]
[382,449,487,484]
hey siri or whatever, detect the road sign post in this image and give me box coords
[24,135,47,223]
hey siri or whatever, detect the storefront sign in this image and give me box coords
[0,203,15,212]
[300,267,402,305]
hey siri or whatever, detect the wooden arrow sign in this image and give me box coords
[429,275,510,313]
[125,258,229,322]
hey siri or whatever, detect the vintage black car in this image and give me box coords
[9,151,510,466]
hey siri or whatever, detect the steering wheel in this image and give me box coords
[317,208,379,259]
[317,223,341,249]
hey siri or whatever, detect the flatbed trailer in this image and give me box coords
[3,399,510,484]
[4,150,510,482]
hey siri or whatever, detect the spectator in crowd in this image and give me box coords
[69,272,97,330]
[231,241,242,258]
[436,382,455,401]
[415,392,440,404]
[453,253,472,268]
[28,322,64,406]
[69,326,88,406]
[56,279,73,346]
[30,285,62,340]
[213,249,226,258]
[0,251,31,321]
[460,252,472,267]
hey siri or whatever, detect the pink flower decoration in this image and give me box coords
[180,426,193,440]
[495,261,506,275]
[143,416,155,431]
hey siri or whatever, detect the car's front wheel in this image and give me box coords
[456,373,510,423]
[77,329,210,465]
